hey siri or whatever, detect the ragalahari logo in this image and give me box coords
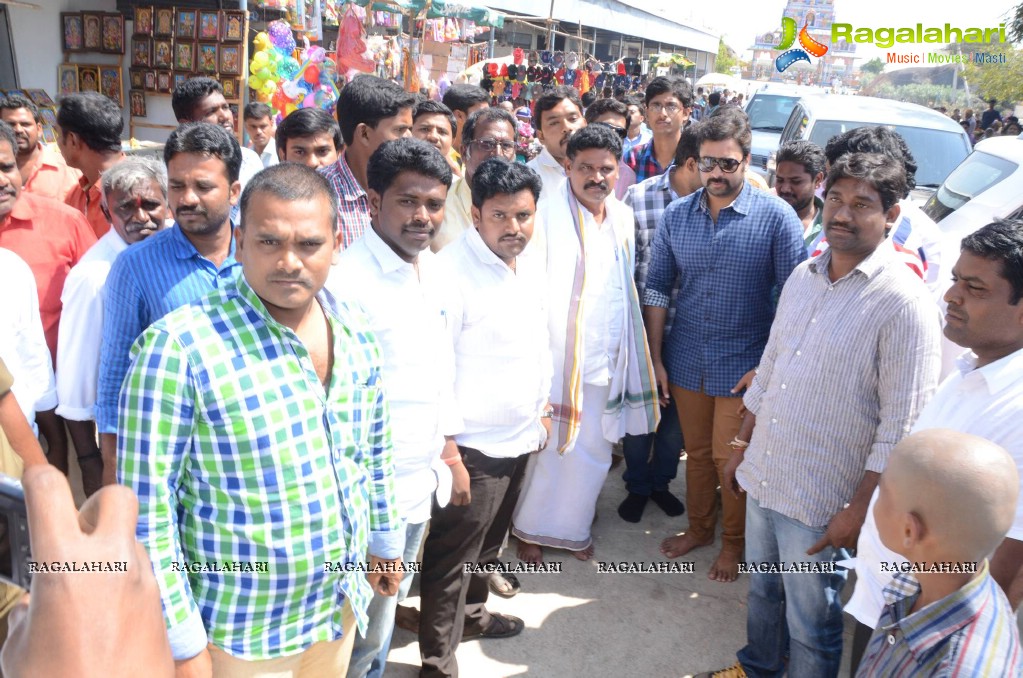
[772,16,829,72]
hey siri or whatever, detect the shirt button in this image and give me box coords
[781,384,787,390]
[761,481,767,487]
[796,350,802,356]
[887,634,896,646]
[811,318,817,324]
[771,418,777,424]
[766,450,772,456]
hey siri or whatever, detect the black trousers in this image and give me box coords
[849,619,874,675]
[418,446,530,678]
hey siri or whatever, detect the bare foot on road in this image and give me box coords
[571,543,595,561]
[708,550,741,583]
[517,542,543,564]
[660,533,712,559]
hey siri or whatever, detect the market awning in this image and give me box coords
[649,52,694,67]
[357,0,505,27]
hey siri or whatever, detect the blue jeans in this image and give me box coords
[736,498,849,678]
[622,395,683,495]
[346,519,427,678]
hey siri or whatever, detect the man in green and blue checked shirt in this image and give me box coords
[117,163,404,677]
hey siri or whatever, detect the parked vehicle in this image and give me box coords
[743,84,818,178]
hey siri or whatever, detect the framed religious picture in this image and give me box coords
[197,42,218,75]
[143,69,157,93]
[198,11,219,41]
[57,64,78,96]
[153,38,173,69]
[41,126,57,144]
[99,66,123,107]
[221,77,238,99]
[134,6,153,37]
[39,108,57,129]
[174,40,195,72]
[156,70,172,94]
[130,69,144,89]
[221,11,244,42]
[175,9,197,39]
[219,45,240,76]
[101,13,124,54]
[129,91,146,117]
[25,89,55,107]
[82,12,103,51]
[154,7,173,37]
[78,65,100,93]
[173,73,188,90]
[131,37,151,67]
[61,13,84,52]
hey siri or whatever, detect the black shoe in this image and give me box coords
[617,492,648,523]
[650,489,685,517]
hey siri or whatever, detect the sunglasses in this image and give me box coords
[597,123,628,139]
[697,156,742,173]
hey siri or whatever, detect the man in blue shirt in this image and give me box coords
[643,114,805,582]
[96,122,242,484]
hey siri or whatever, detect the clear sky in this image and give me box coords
[633,0,1017,64]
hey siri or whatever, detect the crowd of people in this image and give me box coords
[0,69,1021,678]
[943,98,1023,144]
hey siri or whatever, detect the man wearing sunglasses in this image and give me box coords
[584,98,638,199]
[624,76,693,182]
[644,114,805,584]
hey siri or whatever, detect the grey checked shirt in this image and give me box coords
[624,170,680,336]
[738,245,941,527]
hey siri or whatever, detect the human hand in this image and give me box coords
[653,361,670,407]
[444,440,470,506]
[367,555,404,597]
[807,504,867,556]
[173,648,212,678]
[731,370,756,415]
[0,465,173,677]
[539,415,552,452]
[722,450,746,499]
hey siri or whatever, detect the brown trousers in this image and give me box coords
[671,385,746,555]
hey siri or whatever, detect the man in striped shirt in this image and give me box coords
[856,430,1021,677]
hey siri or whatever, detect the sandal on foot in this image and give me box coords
[488,571,521,598]
[462,613,524,640]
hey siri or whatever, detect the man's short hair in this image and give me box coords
[673,122,702,167]
[101,156,168,206]
[56,92,123,153]
[238,162,339,233]
[697,112,751,157]
[171,77,223,121]
[824,152,907,212]
[775,140,827,179]
[566,123,622,162]
[336,75,417,146]
[442,84,489,115]
[412,99,456,135]
[644,76,694,108]
[470,157,542,209]
[824,126,917,197]
[584,98,630,130]
[533,86,583,130]
[960,218,1023,305]
[0,120,17,154]
[275,108,342,154]
[0,94,40,123]
[366,137,452,196]
[624,95,645,115]
[462,108,517,148]
[581,91,598,109]
[164,122,242,184]
[243,102,273,122]
[708,91,721,106]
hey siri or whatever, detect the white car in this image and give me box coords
[743,84,820,179]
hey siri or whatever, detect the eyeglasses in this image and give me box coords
[471,138,517,155]
[648,103,682,115]
[697,156,742,173]
[596,122,628,139]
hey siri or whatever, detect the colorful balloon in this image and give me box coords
[267,20,297,55]
[304,65,320,85]
[278,56,300,80]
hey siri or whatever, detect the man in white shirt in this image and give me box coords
[419,158,551,677]
[526,86,586,200]
[242,102,278,169]
[56,157,169,497]
[846,218,1023,673]
[513,124,660,562]
[325,137,466,678]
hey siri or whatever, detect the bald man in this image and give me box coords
[857,430,1021,677]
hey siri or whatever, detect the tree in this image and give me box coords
[1010,1,1023,43]
[963,43,1023,106]
[715,37,736,74]
[861,57,885,75]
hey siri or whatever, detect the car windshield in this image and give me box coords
[808,121,970,188]
[921,150,1018,224]
[746,95,799,131]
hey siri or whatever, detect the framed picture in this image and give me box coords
[198,11,219,40]
[131,37,151,67]
[101,13,124,54]
[100,66,123,106]
[134,6,153,36]
[143,70,157,93]
[57,64,78,96]
[39,108,57,129]
[153,38,173,69]
[221,11,244,42]
[130,69,144,89]
[219,45,240,76]
[82,12,103,51]
[41,126,57,144]
[129,91,146,117]
[222,77,238,99]
[174,40,195,72]
[173,73,188,90]
[157,71,172,93]
[25,89,55,107]
[78,66,100,93]
[61,13,84,52]
[154,8,173,37]
[197,42,218,75]
[175,9,197,39]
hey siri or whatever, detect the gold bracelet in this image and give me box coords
[728,437,750,450]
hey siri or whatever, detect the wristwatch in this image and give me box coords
[541,405,554,419]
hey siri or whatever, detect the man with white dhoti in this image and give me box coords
[512,124,659,561]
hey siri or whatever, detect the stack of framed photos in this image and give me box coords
[58,11,126,108]
[0,89,60,143]
[56,63,124,108]
[129,7,244,118]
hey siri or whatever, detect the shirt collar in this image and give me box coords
[538,147,565,173]
[99,228,130,255]
[8,192,36,222]
[880,561,993,656]
[808,237,896,280]
[232,272,339,334]
[330,152,367,201]
[695,180,752,216]
[955,346,1023,394]
[363,225,416,275]
[169,222,237,261]
[654,167,679,199]
[465,223,515,272]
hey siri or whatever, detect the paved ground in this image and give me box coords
[383,461,857,677]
